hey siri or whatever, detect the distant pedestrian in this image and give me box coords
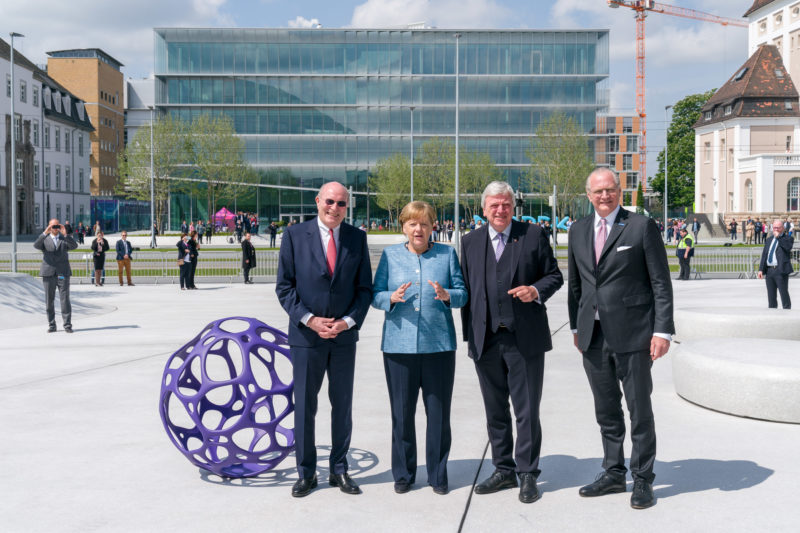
[269,222,278,247]
[33,219,77,333]
[676,227,694,280]
[116,231,135,286]
[205,219,213,244]
[177,233,192,290]
[691,217,700,244]
[181,220,188,234]
[758,219,793,309]
[92,220,101,237]
[76,222,86,244]
[242,232,256,284]
[188,230,200,289]
[729,218,738,240]
[91,231,109,286]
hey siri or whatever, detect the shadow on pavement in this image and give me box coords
[72,325,141,332]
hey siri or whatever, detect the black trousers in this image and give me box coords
[292,343,356,480]
[678,255,691,280]
[383,351,455,487]
[583,321,656,483]
[43,275,71,327]
[188,259,198,288]
[474,329,544,476]
[270,234,276,247]
[765,267,791,309]
[179,262,191,288]
[243,265,252,282]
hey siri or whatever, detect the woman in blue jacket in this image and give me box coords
[372,201,467,496]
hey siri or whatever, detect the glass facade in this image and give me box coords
[154,28,609,221]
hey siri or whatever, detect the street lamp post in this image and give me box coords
[149,106,156,248]
[409,105,415,202]
[454,33,461,256]
[9,32,24,273]
[664,104,672,242]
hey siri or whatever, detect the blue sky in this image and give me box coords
[6,0,756,167]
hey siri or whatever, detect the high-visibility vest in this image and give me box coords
[677,235,693,250]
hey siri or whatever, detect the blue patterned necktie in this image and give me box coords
[768,237,778,264]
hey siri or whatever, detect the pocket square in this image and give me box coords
[616,245,632,252]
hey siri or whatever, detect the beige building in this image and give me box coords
[596,112,643,206]
[46,49,124,196]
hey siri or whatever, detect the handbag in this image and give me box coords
[177,258,185,266]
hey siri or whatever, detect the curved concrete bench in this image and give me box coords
[675,307,800,342]
[672,338,800,423]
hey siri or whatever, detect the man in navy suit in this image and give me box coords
[758,219,794,309]
[276,181,373,498]
[460,181,563,504]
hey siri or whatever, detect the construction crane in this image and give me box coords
[607,0,747,191]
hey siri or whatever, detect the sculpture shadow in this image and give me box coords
[198,446,379,488]
[536,455,773,498]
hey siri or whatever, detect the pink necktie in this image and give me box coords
[595,218,607,265]
[326,229,336,276]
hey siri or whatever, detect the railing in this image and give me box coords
[0,250,280,284]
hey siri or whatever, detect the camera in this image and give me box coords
[52,224,61,229]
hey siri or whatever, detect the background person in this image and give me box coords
[187,230,200,289]
[371,201,467,495]
[241,232,256,284]
[676,227,694,281]
[116,231,134,286]
[729,218,738,240]
[567,168,674,510]
[177,233,192,290]
[205,219,213,243]
[460,181,564,505]
[268,221,278,247]
[276,181,373,498]
[33,219,77,333]
[91,231,109,286]
[758,219,793,309]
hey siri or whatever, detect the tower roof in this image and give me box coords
[744,0,778,17]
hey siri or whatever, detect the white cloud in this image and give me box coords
[288,16,322,28]
[350,0,514,28]
[4,0,234,78]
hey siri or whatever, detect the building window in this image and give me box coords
[14,114,22,142]
[5,75,10,97]
[627,135,638,152]
[607,135,619,153]
[79,168,84,192]
[746,180,753,212]
[788,177,800,211]
[79,205,84,220]
[623,154,633,171]
[44,123,50,149]
[20,80,26,103]
[607,154,616,168]
[33,120,39,146]
[78,134,84,156]
[627,172,639,189]
[33,86,39,107]
[786,100,793,110]
[16,159,23,186]
[788,136,793,152]
[623,117,633,134]
[704,142,711,162]
[45,164,51,189]
[55,127,61,151]
[34,161,39,188]
[65,131,71,153]
[704,111,712,121]
[55,165,61,190]
[56,205,61,222]
[701,194,706,212]
[793,3,800,19]
[724,105,732,115]
[729,192,734,211]
[759,18,767,34]
[35,204,40,227]
[65,167,71,191]
[720,138,726,160]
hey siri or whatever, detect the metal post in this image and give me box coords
[149,106,156,247]
[410,105,415,202]
[348,185,354,225]
[552,184,558,247]
[664,104,672,242]
[9,32,24,272]
[454,33,461,256]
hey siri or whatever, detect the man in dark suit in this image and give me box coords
[758,219,793,309]
[241,232,256,284]
[461,181,563,504]
[276,181,372,498]
[33,219,78,333]
[568,168,674,510]
[115,231,134,286]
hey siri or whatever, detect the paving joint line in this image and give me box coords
[457,439,489,533]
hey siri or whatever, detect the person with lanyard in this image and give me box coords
[758,219,794,309]
[676,227,694,281]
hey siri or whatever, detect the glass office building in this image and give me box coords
[154,28,609,221]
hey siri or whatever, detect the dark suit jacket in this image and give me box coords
[759,233,794,275]
[33,233,77,277]
[460,220,563,359]
[276,218,373,347]
[242,240,257,267]
[568,209,674,354]
[177,240,191,261]
[115,240,132,261]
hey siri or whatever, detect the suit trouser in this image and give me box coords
[43,275,71,327]
[765,268,791,309]
[474,329,544,476]
[188,260,198,287]
[678,256,691,280]
[242,265,252,282]
[179,262,191,288]
[117,258,132,284]
[292,343,356,480]
[383,351,455,487]
[583,321,656,483]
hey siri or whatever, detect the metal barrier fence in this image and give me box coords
[0,250,280,284]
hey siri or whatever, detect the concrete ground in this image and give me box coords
[1,274,799,533]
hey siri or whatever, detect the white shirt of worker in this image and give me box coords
[300,217,356,329]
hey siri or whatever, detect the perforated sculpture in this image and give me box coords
[159,317,294,477]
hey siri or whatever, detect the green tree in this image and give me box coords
[636,182,645,214]
[370,153,410,227]
[649,89,716,210]
[526,112,595,218]
[415,137,455,221]
[460,150,503,221]
[117,114,190,232]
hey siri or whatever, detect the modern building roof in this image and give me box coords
[47,48,124,71]
[744,0,777,18]
[695,44,800,128]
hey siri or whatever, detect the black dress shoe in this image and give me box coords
[518,473,540,503]
[474,470,518,495]
[64,326,73,333]
[579,472,627,497]
[432,485,448,495]
[329,473,361,495]
[291,476,318,498]
[48,325,57,333]
[394,481,412,494]
[630,479,655,509]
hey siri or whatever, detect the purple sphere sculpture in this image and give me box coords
[159,317,294,477]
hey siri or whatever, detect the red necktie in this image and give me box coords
[595,218,607,265]
[326,229,336,276]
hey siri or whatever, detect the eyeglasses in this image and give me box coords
[324,199,347,208]
[589,188,620,197]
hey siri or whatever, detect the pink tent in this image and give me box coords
[214,207,236,232]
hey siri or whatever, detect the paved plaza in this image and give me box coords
[1,271,799,532]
